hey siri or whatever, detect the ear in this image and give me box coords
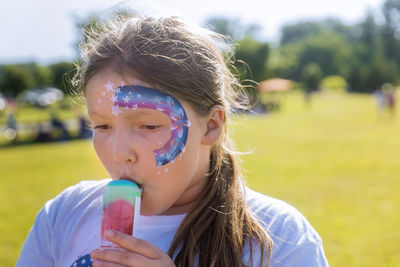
[201,105,225,145]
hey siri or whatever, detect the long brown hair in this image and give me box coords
[73,14,272,267]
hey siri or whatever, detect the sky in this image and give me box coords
[0,0,385,65]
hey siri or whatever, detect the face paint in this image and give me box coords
[113,85,191,166]
[105,81,114,92]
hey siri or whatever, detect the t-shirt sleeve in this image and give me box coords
[266,202,329,267]
[268,217,328,267]
[246,189,329,267]
[16,201,54,267]
[16,180,107,267]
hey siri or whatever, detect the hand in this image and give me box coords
[91,230,176,267]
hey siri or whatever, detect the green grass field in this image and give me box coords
[1,91,399,266]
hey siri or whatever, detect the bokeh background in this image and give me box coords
[1,0,399,266]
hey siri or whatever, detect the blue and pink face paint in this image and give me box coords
[103,83,191,167]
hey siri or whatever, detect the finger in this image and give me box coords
[104,230,163,259]
[91,248,151,266]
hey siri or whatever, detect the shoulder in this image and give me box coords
[245,187,329,266]
[245,187,317,237]
[48,179,109,205]
[17,179,110,266]
[43,179,110,223]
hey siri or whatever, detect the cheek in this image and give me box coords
[92,133,103,154]
[93,133,112,165]
[143,127,172,150]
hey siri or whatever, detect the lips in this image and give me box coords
[118,176,143,189]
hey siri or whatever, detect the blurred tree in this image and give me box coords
[299,35,347,76]
[279,32,352,82]
[346,46,368,92]
[301,62,322,91]
[274,15,400,93]
[280,19,351,45]
[280,21,322,45]
[25,63,53,88]
[346,8,400,92]
[0,65,34,97]
[204,16,270,88]
[49,62,76,94]
[360,54,398,92]
[346,13,383,92]
[382,0,400,60]
[360,11,380,50]
[266,47,298,79]
[235,37,270,82]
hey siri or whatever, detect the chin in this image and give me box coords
[141,211,156,216]
[140,204,164,216]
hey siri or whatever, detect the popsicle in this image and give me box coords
[100,179,141,249]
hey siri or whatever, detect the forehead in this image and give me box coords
[86,69,145,96]
[85,69,194,119]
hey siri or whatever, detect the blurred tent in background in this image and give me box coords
[258,78,293,92]
[257,78,293,113]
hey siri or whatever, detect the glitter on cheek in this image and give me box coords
[105,81,114,92]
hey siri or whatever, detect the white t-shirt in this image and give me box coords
[16,179,328,267]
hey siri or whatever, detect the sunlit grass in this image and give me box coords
[0,90,399,266]
[233,90,400,267]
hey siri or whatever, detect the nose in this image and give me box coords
[112,127,137,165]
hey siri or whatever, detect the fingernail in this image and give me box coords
[90,249,98,259]
[106,229,114,237]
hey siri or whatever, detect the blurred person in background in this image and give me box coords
[382,83,396,117]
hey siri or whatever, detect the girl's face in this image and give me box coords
[86,68,212,216]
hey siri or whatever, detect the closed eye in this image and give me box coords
[94,124,111,130]
[140,125,161,130]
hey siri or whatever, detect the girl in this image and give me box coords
[17,15,328,267]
